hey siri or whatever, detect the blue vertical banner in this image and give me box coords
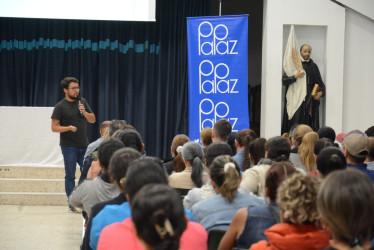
[187,15,249,143]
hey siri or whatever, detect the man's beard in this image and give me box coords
[68,93,78,100]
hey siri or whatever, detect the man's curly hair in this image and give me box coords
[277,173,322,226]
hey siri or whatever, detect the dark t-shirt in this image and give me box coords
[51,98,92,148]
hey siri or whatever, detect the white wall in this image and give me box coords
[342,10,374,133]
[261,0,345,138]
[0,107,63,167]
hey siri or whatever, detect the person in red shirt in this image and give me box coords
[98,184,207,250]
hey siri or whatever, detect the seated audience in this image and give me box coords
[318,126,336,143]
[219,162,297,250]
[68,139,124,216]
[317,169,374,250]
[298,131,319,173]
[314,138,335,156]
[183,142,233,209]
[192,155,265,232]
[168,141,208,189]
[117,129,144,153]
[163,134,190,175]
[248,137,267,167]
[227,132,238,155]
[341,130,374,181]
[365,137,374,170]
[212,119,232,143]
[316,146,346,177]
[200,127,213,150]
[250,173,330,250]
[289,124,313,172]
[97,184,208,250]
[233,129,255,171]
[81,148,141,250]
[80,121,111,183]
[89,157,168,250]
[241,136,293,197]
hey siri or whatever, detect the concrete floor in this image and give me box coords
[0,205,83,250]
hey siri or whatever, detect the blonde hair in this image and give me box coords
[317,169,374,249]
[298,131,319,171]
[210,155,241,202]
[293,124,313,146]
[277,173,322,226]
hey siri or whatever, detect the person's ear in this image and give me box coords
[235,139,239,148]
[265,151,269,158]
[212,130,215,139]
[98,160,104,169]
[170,146,174,157]
[141,143,145,153]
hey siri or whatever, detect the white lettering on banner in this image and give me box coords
[199,60,239,94]
[199,98,238,132]
[198,21,238,56]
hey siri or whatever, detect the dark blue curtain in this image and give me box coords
[0,0,211,159]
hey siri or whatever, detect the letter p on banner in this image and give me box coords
[187,15,250,144]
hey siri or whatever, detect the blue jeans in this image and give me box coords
[61,146,86,197]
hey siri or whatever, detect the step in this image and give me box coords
[0,192,68,206]
[0,166,81,179]
[0,178,78,193]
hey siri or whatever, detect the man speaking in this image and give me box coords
[51,77,96,212]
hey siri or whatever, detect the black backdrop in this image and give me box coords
[0,0,211,159]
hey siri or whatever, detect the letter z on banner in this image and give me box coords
[187,15,249,143]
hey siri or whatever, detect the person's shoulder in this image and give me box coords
[54,98,67,107]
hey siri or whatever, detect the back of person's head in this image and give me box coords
[237,129,255,171]
[293,124,313,146]
[210,155,241,202]
[314,138,335,156]
[213,119,232,141]
[265,162,297,203]
[316,147,346,177]
[171,134,190,156]
[117,129,143,152]
[249,138,267,166]
[367,137,374,161]
[108,148,141,187]
[125,157,168,200]
[277,173,322,226]
[181,141,204,188]
[100,121,111,134]
[109,120,127,136]
[98,138,125,169]
[317,169,374,249]
[318,126,336,143]
[200,127,213,148]
[204,142,233,168]
[343,130,370,164]
[365,126,374,137]
[265,136,291,161]
[131,184,187,250]
[298,131,319,171]
[227,132,238,155]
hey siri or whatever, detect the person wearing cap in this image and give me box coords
[341,130,374,181]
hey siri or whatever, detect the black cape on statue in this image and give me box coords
[281,59,325,134]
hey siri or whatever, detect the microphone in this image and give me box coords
[78,96,83,117]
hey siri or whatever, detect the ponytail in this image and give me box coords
[220,163,240,202]
[191,157,204,188]
[210,156,241,202]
